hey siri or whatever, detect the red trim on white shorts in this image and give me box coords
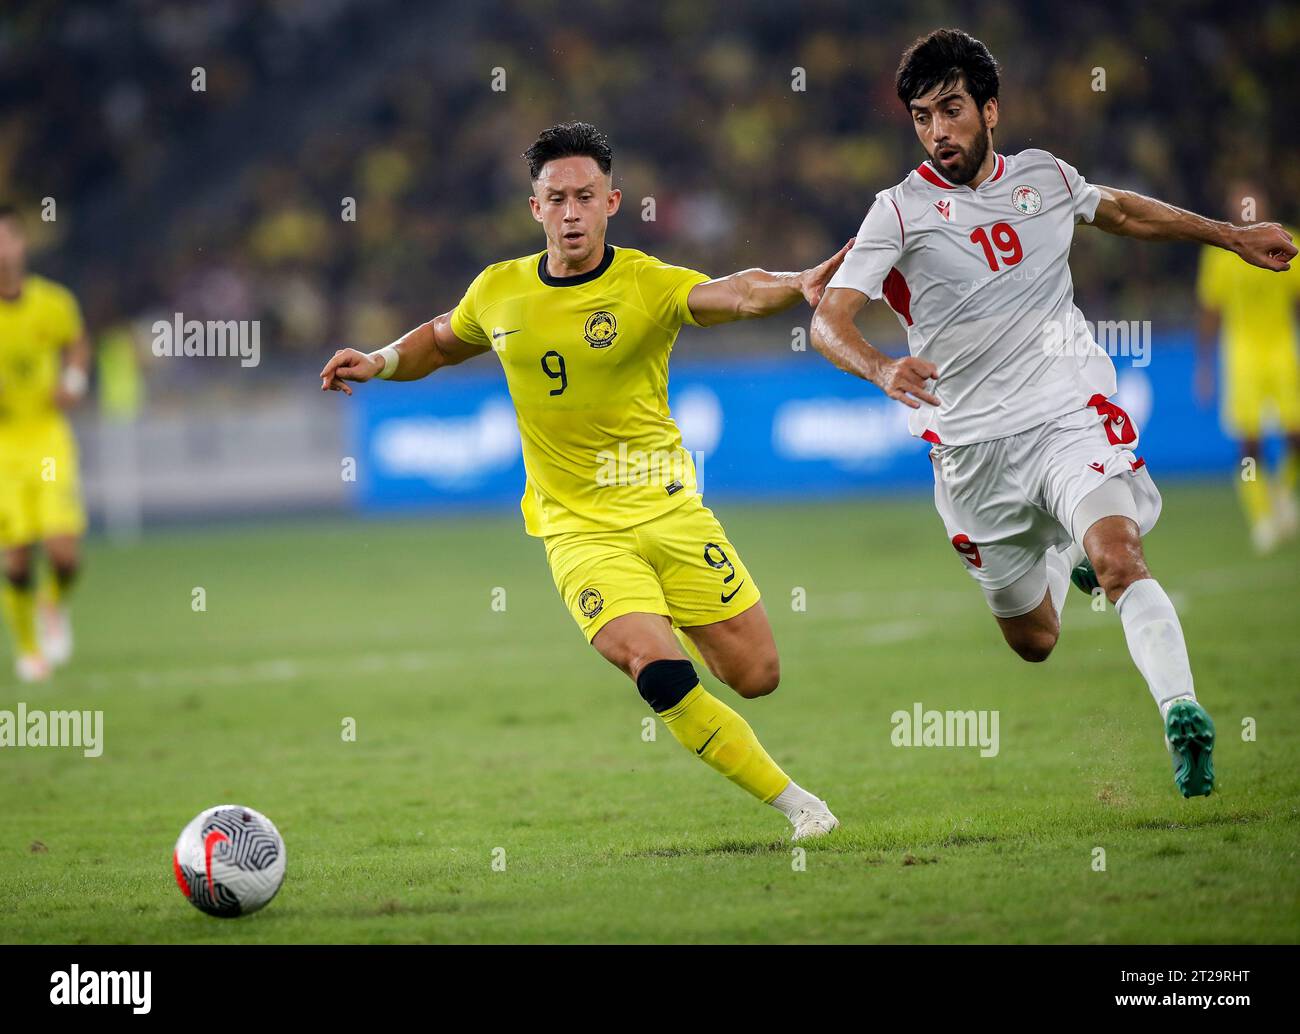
[1087,394,1137,446]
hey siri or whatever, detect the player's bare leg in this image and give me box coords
[994,593,1059,663]
[2,544,48,682]
[1081,514,1215,797]
[1083,516,1151,603]
[39,534,79,666]
[988,542,1080,663]
[593,610,837,839]
[591,611,685,681]
[680,599,779,698]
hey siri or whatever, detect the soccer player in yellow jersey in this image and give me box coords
[1197,183,1300,553]
[0,205,91,682]
[321,123,851,840]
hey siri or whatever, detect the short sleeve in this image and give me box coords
[449,269,491,347]
[1053,156,1101,224]
[827,195,904,301]
[635,256,711,328]
[1195,247,1225,308]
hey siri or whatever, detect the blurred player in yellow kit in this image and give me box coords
[1197,183,1300,553]
[0,205,91,681]
[321,124,851,840]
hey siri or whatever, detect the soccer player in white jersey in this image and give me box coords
[811,29,1297,798]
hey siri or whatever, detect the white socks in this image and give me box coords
[770,780,822,820]
[1115,578,1196,717]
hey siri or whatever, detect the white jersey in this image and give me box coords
[829,148,1116,446]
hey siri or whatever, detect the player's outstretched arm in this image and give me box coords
[1090,186,1297,272]
[810,286,938,410]
[686,239,853,327]
[318,311,489,395]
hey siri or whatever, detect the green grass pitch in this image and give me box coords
[1,481,1297,944]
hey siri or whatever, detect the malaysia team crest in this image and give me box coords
[584,310,618,348]
[578,587,605,618]
[1011,184,1042,215]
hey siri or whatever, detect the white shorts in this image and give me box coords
[930,399,1162,604]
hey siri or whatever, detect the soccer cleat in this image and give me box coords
[38,602,73,667]
[1250,517,1279,555]
[1164,699,1215,798]
[15,653,51,683]
[1070,556,1099,595]
[790,801,840,841]
[1273,492,1299,541]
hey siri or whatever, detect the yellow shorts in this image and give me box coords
[544,494,762,642]
[1223,348,1300,438]
[0,420,87,549]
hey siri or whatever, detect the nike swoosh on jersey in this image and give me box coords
[491,328,522,339]
[721,580,746,604]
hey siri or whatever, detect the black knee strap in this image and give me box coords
[637,659,699,712]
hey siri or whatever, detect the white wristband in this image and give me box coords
[62,366,89,399]
[374,345,400,380]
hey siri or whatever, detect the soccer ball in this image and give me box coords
[172,804,286,918]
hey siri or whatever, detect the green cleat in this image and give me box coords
[1164,699,1215,798]
[1070,556,1099,595]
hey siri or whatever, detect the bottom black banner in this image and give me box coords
[0,944,1290,1019]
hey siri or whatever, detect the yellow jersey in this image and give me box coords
[450,245,710,536]
[1196,236,1300,365]
[0,273,84,431]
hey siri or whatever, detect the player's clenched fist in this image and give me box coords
[878,355,940,409]
[1231,222,1297,272]
[319,348,383,395]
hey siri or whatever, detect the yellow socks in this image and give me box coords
[1282,449,1299,495]
[2,582,39,656]
[657,683,790,803]
[1237,467,1272,526]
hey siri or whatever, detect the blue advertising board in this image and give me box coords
[348,332,1245,515]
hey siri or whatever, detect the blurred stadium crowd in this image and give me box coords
[2,0,1297,402]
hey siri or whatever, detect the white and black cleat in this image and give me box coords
[790,801,840,841]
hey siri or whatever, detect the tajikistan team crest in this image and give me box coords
[584,310,618,348]
[1011,184,1042,215]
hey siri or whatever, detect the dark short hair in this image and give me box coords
[896,29,1000,110]
[0,203,20,223]
[522,122,613,181]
